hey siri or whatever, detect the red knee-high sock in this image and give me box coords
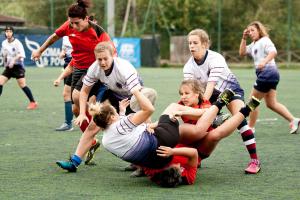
[239,125,258,160]
[79,111,97,146]
[79,111,92,133]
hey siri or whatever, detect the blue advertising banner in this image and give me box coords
[0,34,63,67]
[0,35,141,68]
[113,38,141,68]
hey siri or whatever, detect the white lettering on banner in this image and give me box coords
[25,37,64,67]
[120,43,134,58]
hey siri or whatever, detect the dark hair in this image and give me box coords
[151,166,182,188]
[68,0,92,19]
[179,79,205,104]
[4,26,14,32]
[89,102,117,129]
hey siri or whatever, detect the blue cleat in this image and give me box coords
[56,160,77,172]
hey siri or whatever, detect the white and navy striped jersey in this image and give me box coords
[83,57,141,99]
[246,36,277,68]
[102,115,147,158]
[62,36,72,58]
[183,50,238,92]
[1,38,25,67]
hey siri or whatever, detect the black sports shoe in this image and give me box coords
[247,96,261,111]
[85,140,101,165]
[212,112,231,128]
[218,89,235,105]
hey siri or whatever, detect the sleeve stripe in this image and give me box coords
[126,73,135,81]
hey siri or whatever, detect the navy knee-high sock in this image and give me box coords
[65,101,73,126]
[22,86,35,102]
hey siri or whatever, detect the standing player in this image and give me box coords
[31,0,115,164]
[55,36,73,131]
[183,29,260,174]
[0,26,38,110]
[239,21,300,134]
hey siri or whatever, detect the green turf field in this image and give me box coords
[0,67,300,199]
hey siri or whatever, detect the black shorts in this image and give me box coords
[101,89,134,115]
[63,58,72,86]
[154,115,180,147]
[2,64,25,79]
[140,115,180,169]
[71,68,101,96]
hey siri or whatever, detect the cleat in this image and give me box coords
[246,96,261,111]
[218,89,235,105]
[124,164,138,171]
[212,112,231,128]
[56,160,77,172]
[130,168,145,177]
[55,123,73,131]
[289,118,300,134]
[245,159,261,174]
[85,140,101,165]
[27,102,38,110]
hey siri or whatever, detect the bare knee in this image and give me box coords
[72,105,79,116]
[206,130,223,143]
[266,101,276,110]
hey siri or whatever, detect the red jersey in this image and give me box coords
[143,153,197,185]
[178,99,211,125]
[55,21,113,69]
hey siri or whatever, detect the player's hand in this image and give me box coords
[146,124,155,134]
[53,79,61,87]
[242,28,249,39]
[169,111,182,121]
[31,50,41,61]
[74,114,89,127]
[8,60,14,68]
[156,146,173,157]
[257,62,266,70]
[59,51,66,59]
[119,98,129,114]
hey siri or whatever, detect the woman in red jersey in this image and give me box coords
[143,80,260,187]
[31,0,115,164]
[32,0,114,119]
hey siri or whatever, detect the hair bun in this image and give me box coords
[77,0,91,8]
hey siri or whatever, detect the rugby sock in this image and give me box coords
[238,119,258,160]
[22,86,35,102]
[239,106,251,117]
[65,101,73,126]
[79,111,92,132]
[212,100,225,110]
[71,154,82,167]
[0,85,3,96]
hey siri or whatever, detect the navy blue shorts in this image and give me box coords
[254,67,280,93]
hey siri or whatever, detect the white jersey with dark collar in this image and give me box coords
[246,36,277,68]
[102,115,147,158]
[183,49,238,92]
[83,57,141,99]
[1,38,25,66]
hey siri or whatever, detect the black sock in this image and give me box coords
[239,106,251,117]
[22,86,35,102]
[212,100,225,111]
[0,85,3,96]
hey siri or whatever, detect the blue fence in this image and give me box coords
[0,34,141,68]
